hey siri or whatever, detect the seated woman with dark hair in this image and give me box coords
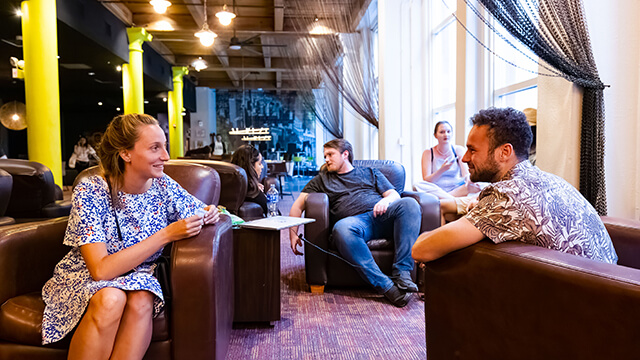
[231,144,267,215]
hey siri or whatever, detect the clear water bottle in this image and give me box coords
[266,183,279,217]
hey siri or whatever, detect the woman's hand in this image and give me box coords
[163,215,204,242]
[258,183,264,192]
[439,158,455,172]
[203,205,220,224]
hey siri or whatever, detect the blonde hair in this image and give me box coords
[97,113,159,204]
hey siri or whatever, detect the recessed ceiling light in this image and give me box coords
[98,102,103,106]
[163,97,167,102]
[88,72,95,76]
[116,65,122,72]
[144,100,150,104]
[16,10,23,17]
[116,107,121,111]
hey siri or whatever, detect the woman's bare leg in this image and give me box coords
[68,288,127,360]
[109,290,155,360]
[448,184,470,198]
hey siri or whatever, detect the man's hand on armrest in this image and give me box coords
[289,192,308,255]
[412,217,485,262]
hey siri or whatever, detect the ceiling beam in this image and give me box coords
[274,0,284,32]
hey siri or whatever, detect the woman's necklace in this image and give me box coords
[433,144,453,159]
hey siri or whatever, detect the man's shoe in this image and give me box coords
[392,271,419,293]
[383,285,411,307]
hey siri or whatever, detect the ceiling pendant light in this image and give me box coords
[215,4,236,26]
[192,57,208,71]
[194,0,217,47]
[150,0,171,14]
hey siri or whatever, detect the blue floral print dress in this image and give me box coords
[41,174,205,344]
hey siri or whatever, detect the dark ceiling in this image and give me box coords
[0,0,171,115]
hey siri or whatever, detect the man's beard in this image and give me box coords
[469,156,501,183]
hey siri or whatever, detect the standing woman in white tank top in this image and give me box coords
[414,121,475,199]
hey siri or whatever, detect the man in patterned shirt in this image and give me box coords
[412,107,617,264]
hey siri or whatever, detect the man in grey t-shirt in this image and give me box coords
[288,139,421,307]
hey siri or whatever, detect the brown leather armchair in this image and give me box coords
[0,163,234,360]
[0,169,14,226]
[169,159,277,220]
[303,160,441,293]
[422,216,640,360]
[0,159,71,219]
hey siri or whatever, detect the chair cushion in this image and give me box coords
[0,293,170,348]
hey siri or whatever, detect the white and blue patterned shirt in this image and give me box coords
[41,174,205,345]
[465,161,618,264]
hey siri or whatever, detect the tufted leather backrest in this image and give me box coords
[353,160,406,194]
[0,159,58,218]
[73,162,220,205]
[168,159,248,213]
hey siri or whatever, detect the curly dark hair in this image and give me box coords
[469,107,532,160]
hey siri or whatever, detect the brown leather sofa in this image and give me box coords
[0,163,234,360]
[0,159,71,219]
[0,169,14,226]
[422,216,640,360]
[303,160,441,292]
[169,159,277,220]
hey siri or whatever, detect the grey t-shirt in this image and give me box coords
[302,167,394,224]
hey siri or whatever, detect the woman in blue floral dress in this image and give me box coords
[41,113,220,359]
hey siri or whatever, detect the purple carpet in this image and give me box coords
[226,194,427,360]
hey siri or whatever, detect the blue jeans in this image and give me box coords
[331,197,421,293]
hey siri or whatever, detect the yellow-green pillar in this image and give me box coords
[168,66,188,158]
[123,27,152,114]
[21,0,62,187]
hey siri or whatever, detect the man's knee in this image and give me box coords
[332,218,365,244]
[393,197,421,216]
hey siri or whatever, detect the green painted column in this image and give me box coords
[168,66,188,158]
[21,0,62,187]
[123,27,152,114]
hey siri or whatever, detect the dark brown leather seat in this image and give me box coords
[422,216,640,360]
[169,159,277,220]
[0,159,71,219]
[0,169,14,226]
[303,160,441,292]
[0,163,234,360]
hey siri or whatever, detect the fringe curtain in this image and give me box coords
[471,0,607,214]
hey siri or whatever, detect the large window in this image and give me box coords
[430,0,457,135]
[427,0,538,143]
[491,21,538,110]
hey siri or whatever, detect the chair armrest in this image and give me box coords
[303,193,330,286]
[262,176,279,193]
[238,202,264,221]
[401,191,440,232]
[41,200,72,218]
[170,215,233,360]
[423,240,640,360]
[0,217,69,305]
[602,216,640,269]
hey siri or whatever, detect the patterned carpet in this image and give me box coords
[226,189,427,360]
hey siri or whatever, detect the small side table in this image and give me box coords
[233,216,314,324]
